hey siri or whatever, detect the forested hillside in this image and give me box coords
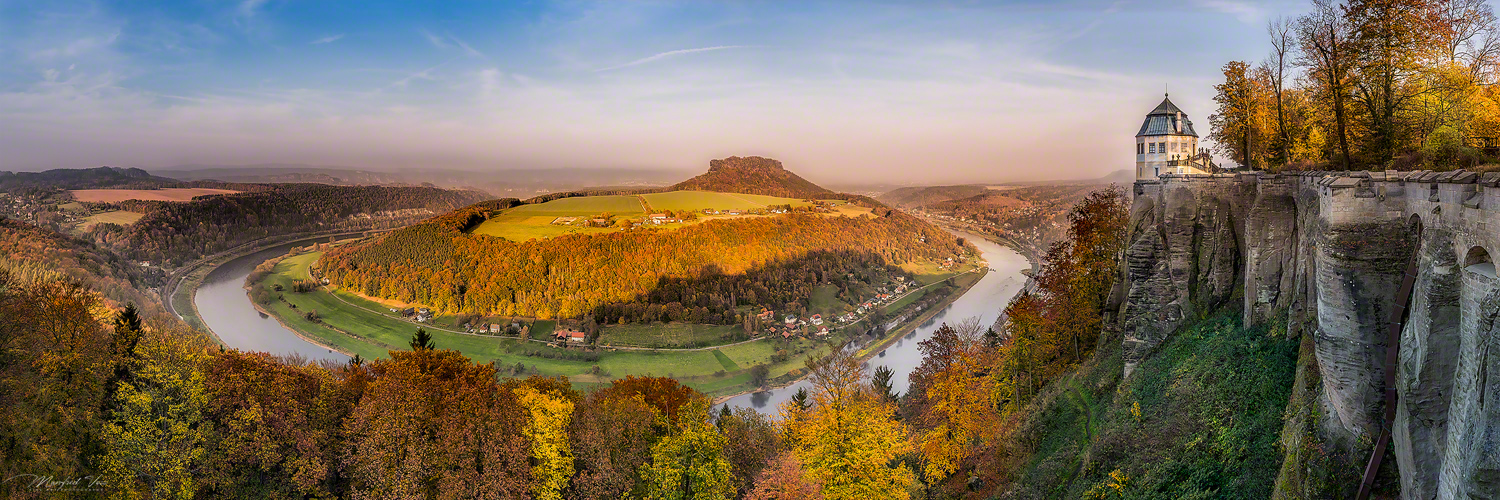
[668,156,834,198]
[876,185,991,209]
[592,249,903,325]
[320,202,964,319]
[89,184,491,265]
[0,216,162,315]
[0,166,178,192]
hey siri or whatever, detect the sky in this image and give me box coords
[0,0,1310,184]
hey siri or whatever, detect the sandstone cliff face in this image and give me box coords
[1116,171,1500,499]
[1118,181,1250,375]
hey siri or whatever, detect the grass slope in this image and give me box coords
[638,191,805,212]
[79,210,144,230]
[1000,311,1298,499]
[470,195,645,241]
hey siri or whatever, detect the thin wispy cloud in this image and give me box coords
[420,28,485,58]
[386,60,453,90]
[311,34,345,45]
[594,46,755,72]
[236,0,269,24]
[1195,0,1264,24]
[448,34,485,58]
[420,28,451,49]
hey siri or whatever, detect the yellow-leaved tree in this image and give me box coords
[99,323,210,500]
[639,397,736,500]
[916,320,999,483]
[516,383,575,500]
[790,349,915,500]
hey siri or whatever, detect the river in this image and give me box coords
[195,237,350,362]
[720,232,1031,414]
[194,230,1030,404]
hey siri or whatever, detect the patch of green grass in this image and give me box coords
[509,195,645,215]
[1005,310,1298,500]
[79,210,143,229]
[638,191,804,212]
[469,195,646,241]
[598,322,742,348]
[809,285,849,316]
[470,213,621,241]
[712,350,739,370]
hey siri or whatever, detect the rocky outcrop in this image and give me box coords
[1117,170,1500,499]
[1117,179,1251,375]
[669,156,834,198]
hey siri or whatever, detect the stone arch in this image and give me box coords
[1465,246,1494,277]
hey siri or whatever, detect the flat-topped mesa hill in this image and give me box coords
[668,156,834,199]
[318,159,967,319]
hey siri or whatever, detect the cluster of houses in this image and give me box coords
[389,306,435,323]
[754,309,832,340]
[553,327,588,343]
[750,275,916,340]
[463,320,530,336]
[545,202,843,233]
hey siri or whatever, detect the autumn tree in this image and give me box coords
[639,398,736,500]
[340,349,532,499]
[1297,0,1358,167]
[98,326,210,499]
[514,378,578,500]
[568,377,694,499]
[0,275,114,499]
[911,319,999,486]
[789,349,915,500]
[719,406,782,496]
[1211,61,1266,168]
[746,453,824,500]
[198,351,361,498]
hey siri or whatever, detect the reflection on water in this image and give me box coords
[720,231,1030,414]
[195,237,350,362]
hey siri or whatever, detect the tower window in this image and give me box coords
[1149,143,1156,154]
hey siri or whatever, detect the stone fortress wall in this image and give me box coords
[1117,170,1499,499]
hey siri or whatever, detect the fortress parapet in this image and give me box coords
[1121,169,1499,499]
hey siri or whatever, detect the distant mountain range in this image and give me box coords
[151,164,693,196]
[0,167,179,191]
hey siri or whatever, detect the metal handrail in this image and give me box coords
[1356,237,1421,499]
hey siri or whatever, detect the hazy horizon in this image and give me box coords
[0,0,1305,184]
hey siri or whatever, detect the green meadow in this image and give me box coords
[638,190,806,212]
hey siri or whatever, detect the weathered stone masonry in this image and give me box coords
[1116,170,1500,499]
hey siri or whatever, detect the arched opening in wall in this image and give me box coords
[1408,215,1423,248]
[1465,246,1495,277]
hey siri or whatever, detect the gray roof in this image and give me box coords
[1136,95,1198,138]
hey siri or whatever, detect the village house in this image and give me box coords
[810,314,823,325]
[816,326,829,336]
[554,328,588,343]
